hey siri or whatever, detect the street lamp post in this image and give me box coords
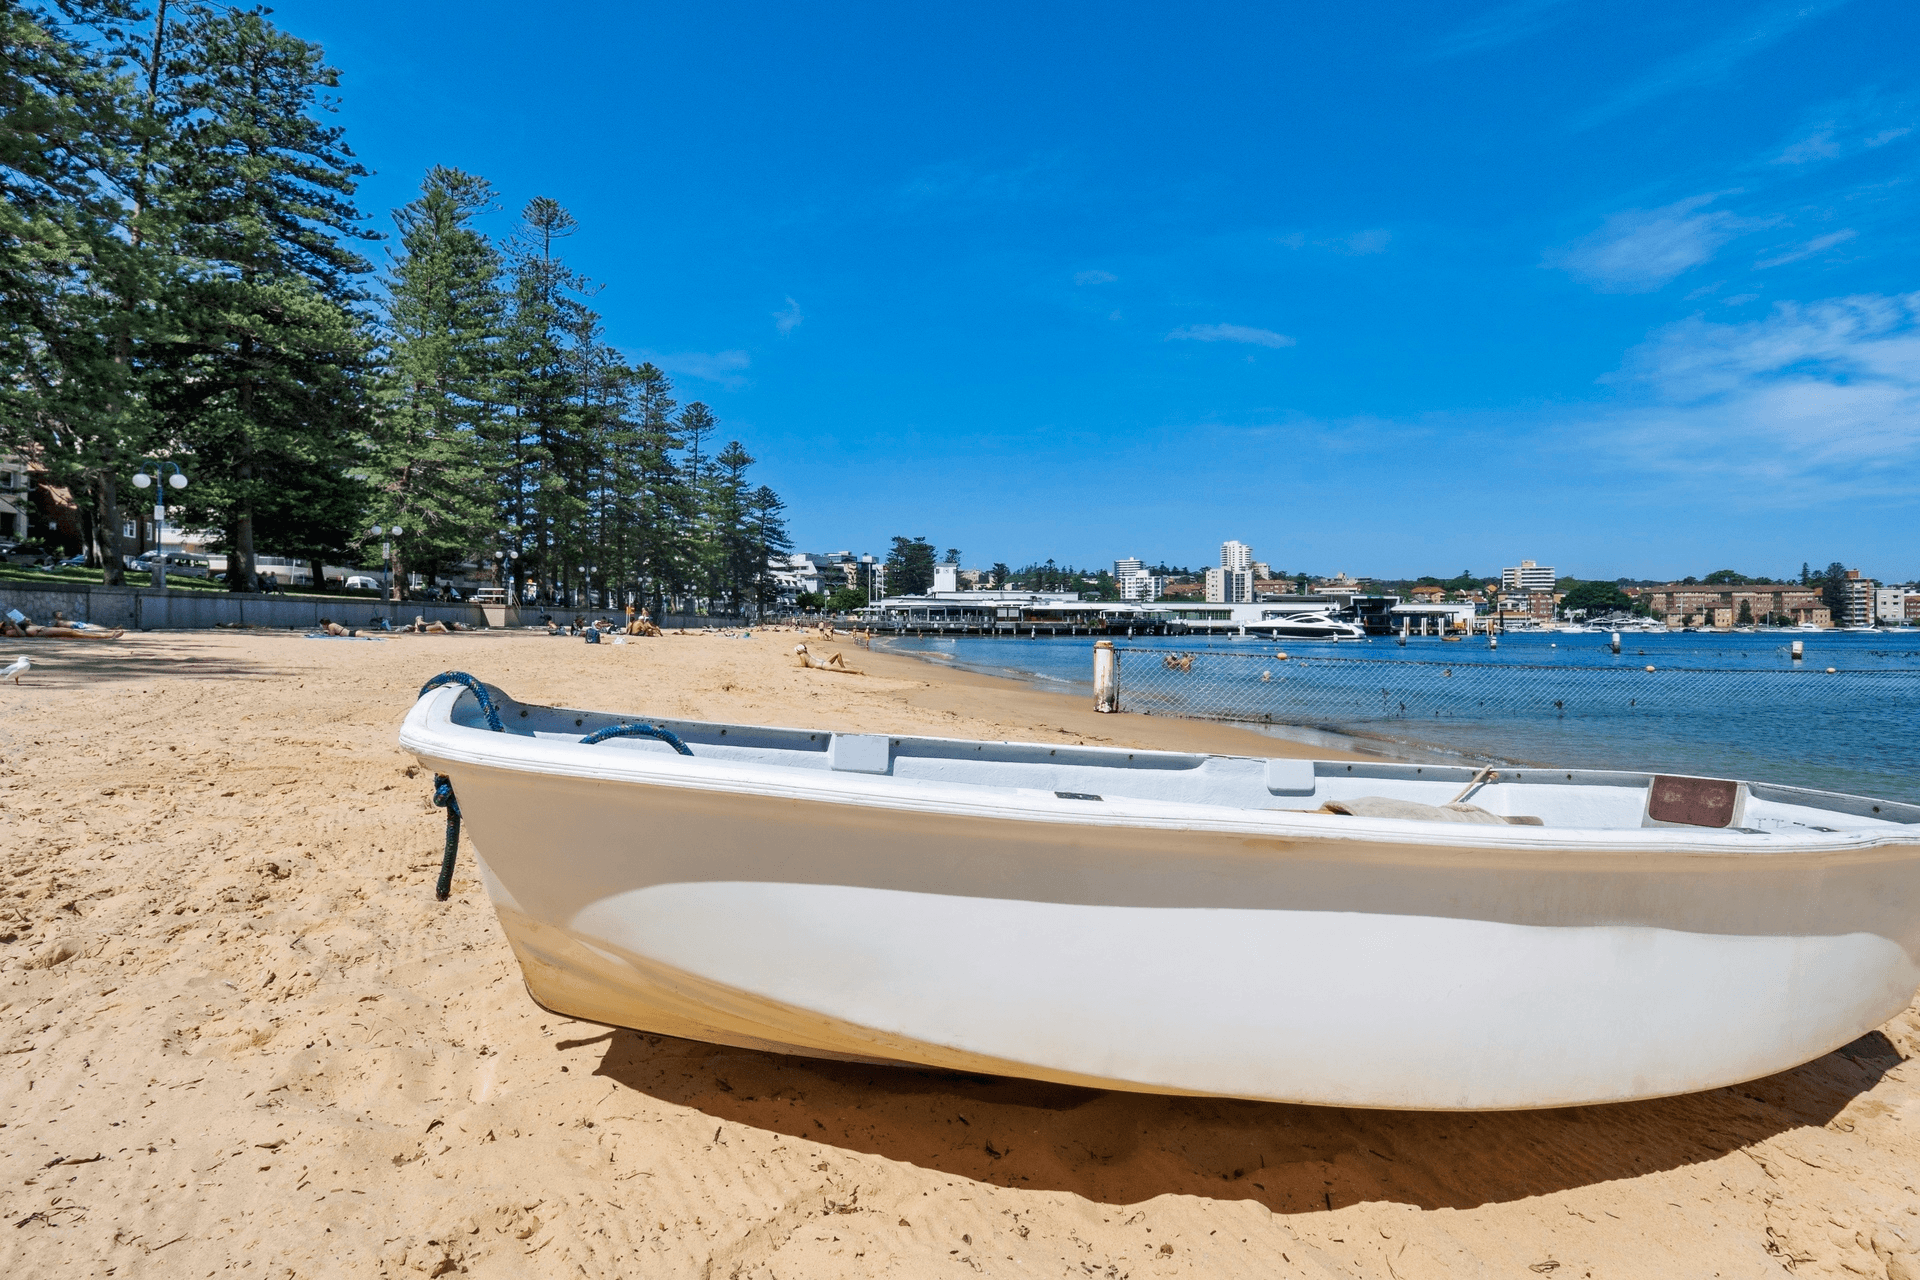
[129,461,188,590]
[370,525,404,602]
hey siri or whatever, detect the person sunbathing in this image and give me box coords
[2,609,123,640]
[315,618,358,637]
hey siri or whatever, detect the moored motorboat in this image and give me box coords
[1240,610,1367,641]
[401,674,1920,1111]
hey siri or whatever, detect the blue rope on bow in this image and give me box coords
[418,671,507,901]
[431,775,461,901]
[418,670,505,732]
[578,722,694,755]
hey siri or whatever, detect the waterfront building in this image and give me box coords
[1205,566,1254,602]
[1840,570,1874,628]
[1629,583,1830,628]
[1873,586,1912,625]
[933,564,959,593]
[1501,560,1555,592]
[1220,540,1253,572]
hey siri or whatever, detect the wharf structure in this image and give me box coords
[860,591,1418,636]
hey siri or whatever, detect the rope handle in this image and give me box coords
[578,722,694,755]
[418,671,505,731]
[418,671,505,902]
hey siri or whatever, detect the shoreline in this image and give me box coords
[869,633,1454,765]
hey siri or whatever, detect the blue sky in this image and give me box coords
[275,0,1920,581]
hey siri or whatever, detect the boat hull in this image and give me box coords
[430,755,1920,1111]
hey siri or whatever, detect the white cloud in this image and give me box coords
[1754,229,1856,270]
[1167,323,1296,349]
[1575,1,1852,129]
[1341,230,1392,255]
[1548,195,1745,293]
[1424,0,1576,61]
[773,296,804,335]
[647,349,751,385]
[1074,270,1117,286]
[1771,92,1916,166]
[1595,291,1920,484]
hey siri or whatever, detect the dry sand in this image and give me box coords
[2,627,1918,1279]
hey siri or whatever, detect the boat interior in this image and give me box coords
[442,685,1920,836]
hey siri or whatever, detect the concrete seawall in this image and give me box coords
[0,582,749,632]
[0,583,484,630]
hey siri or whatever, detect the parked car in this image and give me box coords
[129,551,211,579]
[343,575,381,591]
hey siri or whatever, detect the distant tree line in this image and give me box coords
[1,3,787,610]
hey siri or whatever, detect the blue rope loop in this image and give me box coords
[578,722,695,755]
[431,774,461,901]
[418,671,505,732]
[417,672,504,902]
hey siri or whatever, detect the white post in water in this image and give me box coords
[1792,639,1804,661]
[1398,617,1408,646]
[1093,639,1118,713]
[1611,631,1621,654]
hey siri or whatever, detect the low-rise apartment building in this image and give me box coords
[1629,584,1830,627]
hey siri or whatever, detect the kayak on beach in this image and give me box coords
[402,672,1920,1111]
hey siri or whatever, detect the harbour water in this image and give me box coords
[879,629,1920,803]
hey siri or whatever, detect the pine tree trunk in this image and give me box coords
[309,557,325,591]
[232,501,257,592]
[95,473,125,585]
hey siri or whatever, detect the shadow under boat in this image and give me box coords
[578,1022,1908,1214]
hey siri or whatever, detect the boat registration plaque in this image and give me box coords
[1647,775,1740,828]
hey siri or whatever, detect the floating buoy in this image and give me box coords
[1644,664,1656,672]
[1826,666,1837,673]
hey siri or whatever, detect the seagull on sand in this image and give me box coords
[3,655,28,684]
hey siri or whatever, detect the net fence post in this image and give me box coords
[1093,640,1119,713]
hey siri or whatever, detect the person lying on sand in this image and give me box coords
[408,616,452,634]
[315,618,359,637]
[2,608,124,640]
[793,643,862,674]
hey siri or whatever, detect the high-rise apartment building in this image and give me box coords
[1119,573,1165,602]
[1841,570,1874,628]
[1501,560,1555,592]
[1113,557,1144,579]
[1221,541,1253,572]
[1206,567,1254,602]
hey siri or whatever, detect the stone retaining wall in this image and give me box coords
[0,582,751,632]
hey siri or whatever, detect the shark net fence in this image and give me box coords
[1108,645,1920,800]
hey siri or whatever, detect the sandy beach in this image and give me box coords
[3,627,1918,1279]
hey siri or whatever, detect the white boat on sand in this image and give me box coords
[402,673,1920,1111]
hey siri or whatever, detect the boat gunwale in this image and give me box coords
[400,684,1920,861]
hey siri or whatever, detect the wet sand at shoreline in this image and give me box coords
[2,628,1918,1278]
